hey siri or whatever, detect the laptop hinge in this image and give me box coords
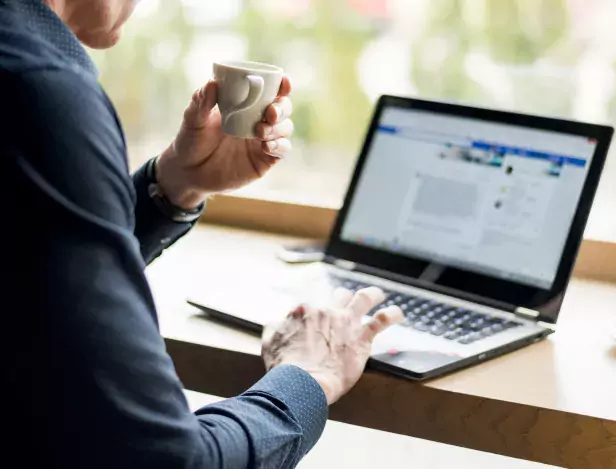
[514,307,540,320]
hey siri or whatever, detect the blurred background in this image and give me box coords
[89,0,616,241]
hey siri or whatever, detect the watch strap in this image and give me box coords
[145,157,205,223]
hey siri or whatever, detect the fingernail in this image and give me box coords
[386,306,406,324]
[290,305,306,319]
[367,286,385,302]
[266,141,279,153]
[265,125,274,137]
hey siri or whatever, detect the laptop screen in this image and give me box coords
[340,106,598,289]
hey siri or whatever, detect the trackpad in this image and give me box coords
[371,349,461,374]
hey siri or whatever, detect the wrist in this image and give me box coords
[306,372,339,405]
[277,362,338,405]
[156,147,208,210]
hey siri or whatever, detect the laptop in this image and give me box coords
[188,95,613,380]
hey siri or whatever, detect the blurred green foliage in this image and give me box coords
[91,0,614,207]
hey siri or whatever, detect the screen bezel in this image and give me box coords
[327,95,613,323]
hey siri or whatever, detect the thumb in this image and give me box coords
[186,80,218,124]
[201,79,218,113]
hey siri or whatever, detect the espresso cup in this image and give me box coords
[213,60,284,139]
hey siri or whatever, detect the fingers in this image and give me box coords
[256,113,294,158]
[347,287,386,319]
[278,76,292,97]
[257,84,292,157]
[256,118,294,142]
[264,96,293,125]
[332,288,354,308]
[262,138,292,158]
[288,304,307,320]
[360,306,404,343]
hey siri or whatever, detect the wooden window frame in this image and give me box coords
[200,194,616,284]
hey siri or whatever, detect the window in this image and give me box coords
[91,0,616,241]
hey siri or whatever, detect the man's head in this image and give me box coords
[46,0,140,49]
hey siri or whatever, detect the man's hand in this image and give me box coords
[156,77,294,209]
[262,287,404,405]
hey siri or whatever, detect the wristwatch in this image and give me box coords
[145,157,205,223]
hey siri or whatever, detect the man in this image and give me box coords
[1,1,402,468]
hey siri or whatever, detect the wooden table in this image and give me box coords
[148,225,616,469]
[183,389,557,468]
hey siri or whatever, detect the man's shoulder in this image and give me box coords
[0,5,117,141]
[0,9,113,134]
[0,65,115,145]
[0,6,83,76]
[0,56,134,233]
[0,31,126,183]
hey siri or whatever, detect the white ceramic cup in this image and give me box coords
[213,60,284,139]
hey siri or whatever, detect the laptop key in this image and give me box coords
[458,333,480,345]
[412,322,431,333]
[429,324,447,336]
[334,277,373,293]
[419,315,432,324]
[399,317,413,328]
[503,321,520,329]
[454,317,469,326]
[468,318,486,330]
[443,329,464,340]
[404,314,417,324]
[491,323,504,332]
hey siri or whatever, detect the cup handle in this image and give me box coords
[223,75,265,126]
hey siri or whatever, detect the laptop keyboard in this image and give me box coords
[330,276,521,345]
